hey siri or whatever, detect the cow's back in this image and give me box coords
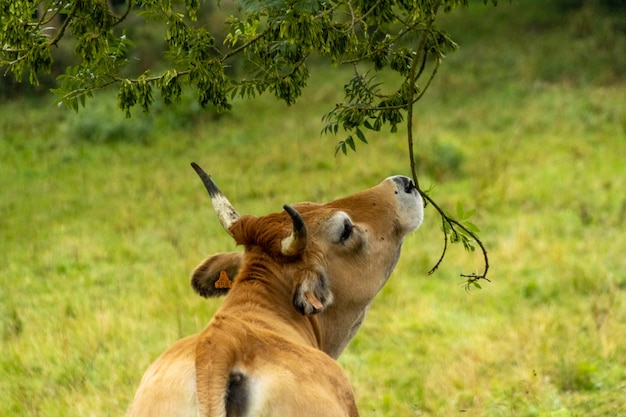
[125,334,199,417]
[196,329,359,417]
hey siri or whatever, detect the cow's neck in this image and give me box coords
[320,244,403,358]
[317,302,372,359]
[225,252,324,349]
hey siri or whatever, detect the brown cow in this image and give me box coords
[125,163,424,417]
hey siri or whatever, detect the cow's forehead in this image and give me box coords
[287,179,394,215]
[293,180,393,211]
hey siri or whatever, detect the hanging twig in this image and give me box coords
[404,1,490,289]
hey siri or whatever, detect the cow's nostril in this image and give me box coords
[404,178,416,193]
[390,175,417,195]
[397,176,415,193]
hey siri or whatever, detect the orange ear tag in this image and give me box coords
[214,270,233,289]
[304,291,323,311]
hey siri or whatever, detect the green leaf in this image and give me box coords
[463,221,480,234]
[462,238,476,252]
[456,201,465,219]
[334,141,348,156]
[355,128,368,144]
[346,136,356,152]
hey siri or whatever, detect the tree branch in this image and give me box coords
[48,0,78,47]
[420,191,491,287]
[112,0,133,27]
[403,1,490,288]
[222,32,267,62]
[406,4,438,190]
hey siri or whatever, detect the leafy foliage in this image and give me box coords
[0,0,497,283]
[2,0,490,122]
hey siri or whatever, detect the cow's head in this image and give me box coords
[190,162,424,356]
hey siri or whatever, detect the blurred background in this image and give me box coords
[1,0,625,416]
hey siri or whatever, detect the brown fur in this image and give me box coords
[194,246,357,417]
[125,175,424,417]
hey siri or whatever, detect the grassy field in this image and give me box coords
[2,2,626,416]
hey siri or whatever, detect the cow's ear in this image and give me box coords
[292,267,334,315]
[191,252,243,298]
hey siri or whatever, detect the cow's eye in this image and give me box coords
[339,218,353,242]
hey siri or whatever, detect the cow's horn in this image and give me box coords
[191,162,240,234]
[281,205,308,257]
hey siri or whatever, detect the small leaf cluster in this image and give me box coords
[322,1,465,154]
[448,201,480,253]
[1,0,53,85]
[420,190,490,290]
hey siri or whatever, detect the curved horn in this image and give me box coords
[281,204,308,257]
[191,162,240,234]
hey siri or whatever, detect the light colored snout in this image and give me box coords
[387,175,424,233]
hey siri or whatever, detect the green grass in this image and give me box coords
[2,2,626,416]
